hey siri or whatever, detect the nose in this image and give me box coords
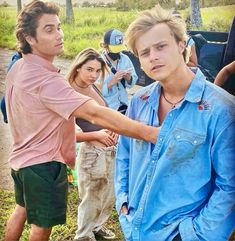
[149,48,158,63]
[56,28,64,40]
[90,71,98,80]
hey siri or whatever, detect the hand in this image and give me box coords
[148,126,161,144]
[123,71,131,81]
[113,70,126,84]
[105,130,119,145]
[120,203,128,215]
[96,129,117,146]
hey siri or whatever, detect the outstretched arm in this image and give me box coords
[72,99,160,144]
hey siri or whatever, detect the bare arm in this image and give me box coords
[72,100,159,144]
[187,45,198,67]
[76,129,117,146]
[214,61,235,86]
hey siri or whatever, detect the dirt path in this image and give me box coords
[0,48,73,190]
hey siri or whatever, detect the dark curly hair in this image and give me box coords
[16,0,60,54]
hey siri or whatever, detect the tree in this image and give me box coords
[190,0,202,27]
[17,0,22,13]
[66,0,74,23]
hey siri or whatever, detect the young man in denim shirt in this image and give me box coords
[115,5,235,241]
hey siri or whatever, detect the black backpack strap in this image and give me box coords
[102,52,126,88]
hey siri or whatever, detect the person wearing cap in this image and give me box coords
[100,29,138,115]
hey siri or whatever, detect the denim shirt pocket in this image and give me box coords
[166,128,206,161]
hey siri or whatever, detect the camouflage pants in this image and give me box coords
[74,142,116,240]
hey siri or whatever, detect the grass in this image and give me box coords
[1,187,234,240]
[0,186,124,241]
[0,5,234,58]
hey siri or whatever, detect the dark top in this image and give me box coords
[76,84,108,132]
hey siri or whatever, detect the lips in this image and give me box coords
[55,42,64,47]
[151,64,164,72]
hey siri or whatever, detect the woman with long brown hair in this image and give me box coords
[67,48,118,241]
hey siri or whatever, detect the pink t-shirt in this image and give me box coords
[5,54,91,170]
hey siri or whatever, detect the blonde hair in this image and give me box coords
[125,5,189,62]
[67,48,107,87]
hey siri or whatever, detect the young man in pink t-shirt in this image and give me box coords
[3,1,160,241]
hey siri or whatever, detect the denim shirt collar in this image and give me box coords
[184,68,206,104]
[146,68,206,109]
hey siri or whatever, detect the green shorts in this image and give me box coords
[11,161,68,228]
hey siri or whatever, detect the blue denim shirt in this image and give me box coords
[115,68,235,241]
[101,52,137,110]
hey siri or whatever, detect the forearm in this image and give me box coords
[76,131,99,142]
[214,61,235,86]
[192,189,235,240]
[193,121,235,238]
[73,100,159,143]
[107,77,118,90]
[214,68,230,86]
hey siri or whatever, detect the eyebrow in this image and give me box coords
[85,66,102,70]
[139,40,168,53]
[43,23,61,29]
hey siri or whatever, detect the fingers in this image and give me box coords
[120,203,128,215]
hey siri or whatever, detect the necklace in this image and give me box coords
[162,90,184,109]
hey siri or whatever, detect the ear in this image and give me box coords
[178,41,185,54]
[25,35,36,46]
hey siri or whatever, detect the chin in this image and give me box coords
[56,49,64,56]
[148,72,164,82]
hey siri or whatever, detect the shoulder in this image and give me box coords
[204,81,235,119]
[187,36,195,47]
[120,52,132,62]
[131,82,158,102]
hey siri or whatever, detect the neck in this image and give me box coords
[161,88,185,109]
[161,65,194,97]
[74,80,90,89]
[32,51,54,63]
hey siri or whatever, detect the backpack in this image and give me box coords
[1,51,22,123]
